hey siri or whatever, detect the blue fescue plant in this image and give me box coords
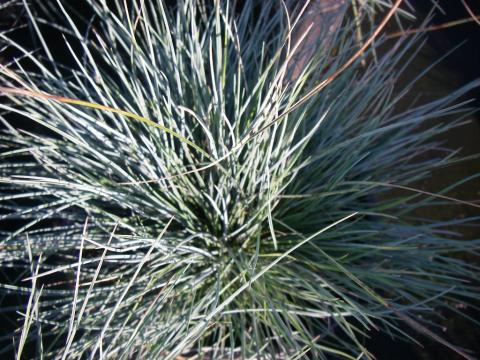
[0,0,479,359]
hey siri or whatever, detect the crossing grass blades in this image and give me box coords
[0,0,479,359]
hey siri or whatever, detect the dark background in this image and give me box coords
[370,1,480,359]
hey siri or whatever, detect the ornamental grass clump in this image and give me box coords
[0,0,479,359]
